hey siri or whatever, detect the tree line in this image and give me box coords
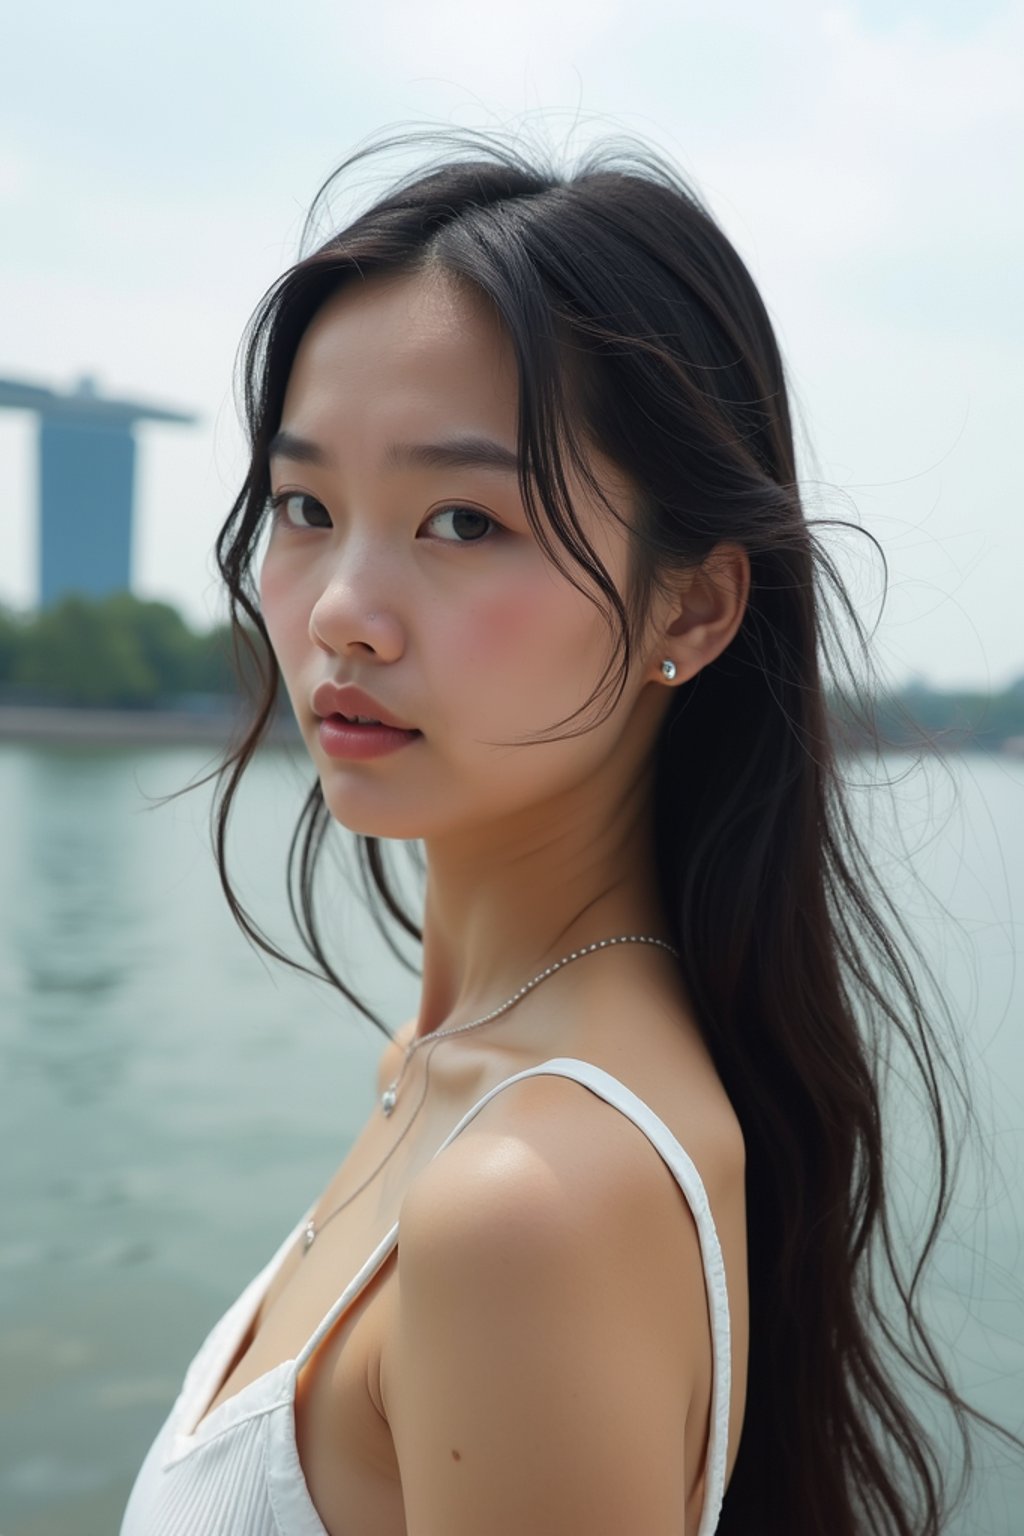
[0,592,1022,750]
[0,592,268,710]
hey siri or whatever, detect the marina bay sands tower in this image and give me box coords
[0,373,197,608]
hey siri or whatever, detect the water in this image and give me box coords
[0,740,1020,1534]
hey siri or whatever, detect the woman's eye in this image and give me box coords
[425,504,497,544]
[269,492,331,529]
[267,493,497,543]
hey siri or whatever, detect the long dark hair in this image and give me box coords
[188,128,1013,1533]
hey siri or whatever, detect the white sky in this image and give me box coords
[0,0,1020,690]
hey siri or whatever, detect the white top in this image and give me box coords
[119,1057,732,1536]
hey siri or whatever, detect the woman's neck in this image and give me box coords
[414,787,670,1046]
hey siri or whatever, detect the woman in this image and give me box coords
[121,130,995,1535]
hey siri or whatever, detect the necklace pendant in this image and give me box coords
[381,1085,397,1116]
[303,1218,316,1252]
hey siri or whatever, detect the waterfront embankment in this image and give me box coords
[0,703,300,747]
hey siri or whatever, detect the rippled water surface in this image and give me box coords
[1,740,1021,1534]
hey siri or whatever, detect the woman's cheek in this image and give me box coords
[465,587,597,744]
[475,588,536,655]
[463,559,568,659]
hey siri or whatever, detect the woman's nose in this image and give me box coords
[308,571,404,662]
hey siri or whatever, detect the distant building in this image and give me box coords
[0,373,197,608]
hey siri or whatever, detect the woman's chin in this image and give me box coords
[317,782,429,843]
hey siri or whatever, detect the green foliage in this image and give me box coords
[0,592,242,707]
[102,593,198,698]
[192,622,240,695]
[827,677,1024,753]
[12,594,155,706]
[0,604,26,685]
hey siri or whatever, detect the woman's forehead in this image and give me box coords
[299,268,510,376]
[282,268,519,438]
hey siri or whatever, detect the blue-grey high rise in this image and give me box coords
[0,374,197,608]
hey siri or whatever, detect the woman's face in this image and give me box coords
[259,267,666,845]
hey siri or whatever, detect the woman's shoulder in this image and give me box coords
[398,994,746,1303]
[383,1013,748,1530]
[503,1005,747,1218]
[382,1001,744,1204]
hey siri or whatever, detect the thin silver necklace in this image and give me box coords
[301,933,679,1254]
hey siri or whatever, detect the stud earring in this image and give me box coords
[661,659,677,680]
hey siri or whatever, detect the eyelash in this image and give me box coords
[266,492,502,545]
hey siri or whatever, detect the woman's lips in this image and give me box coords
[310,681,417,731]
[318,714,422,760]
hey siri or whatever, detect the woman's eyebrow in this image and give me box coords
[268,429,331,466]
[384,435,521,474]
[268,429,520,475]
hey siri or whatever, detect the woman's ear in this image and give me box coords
[656,542,751,685]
